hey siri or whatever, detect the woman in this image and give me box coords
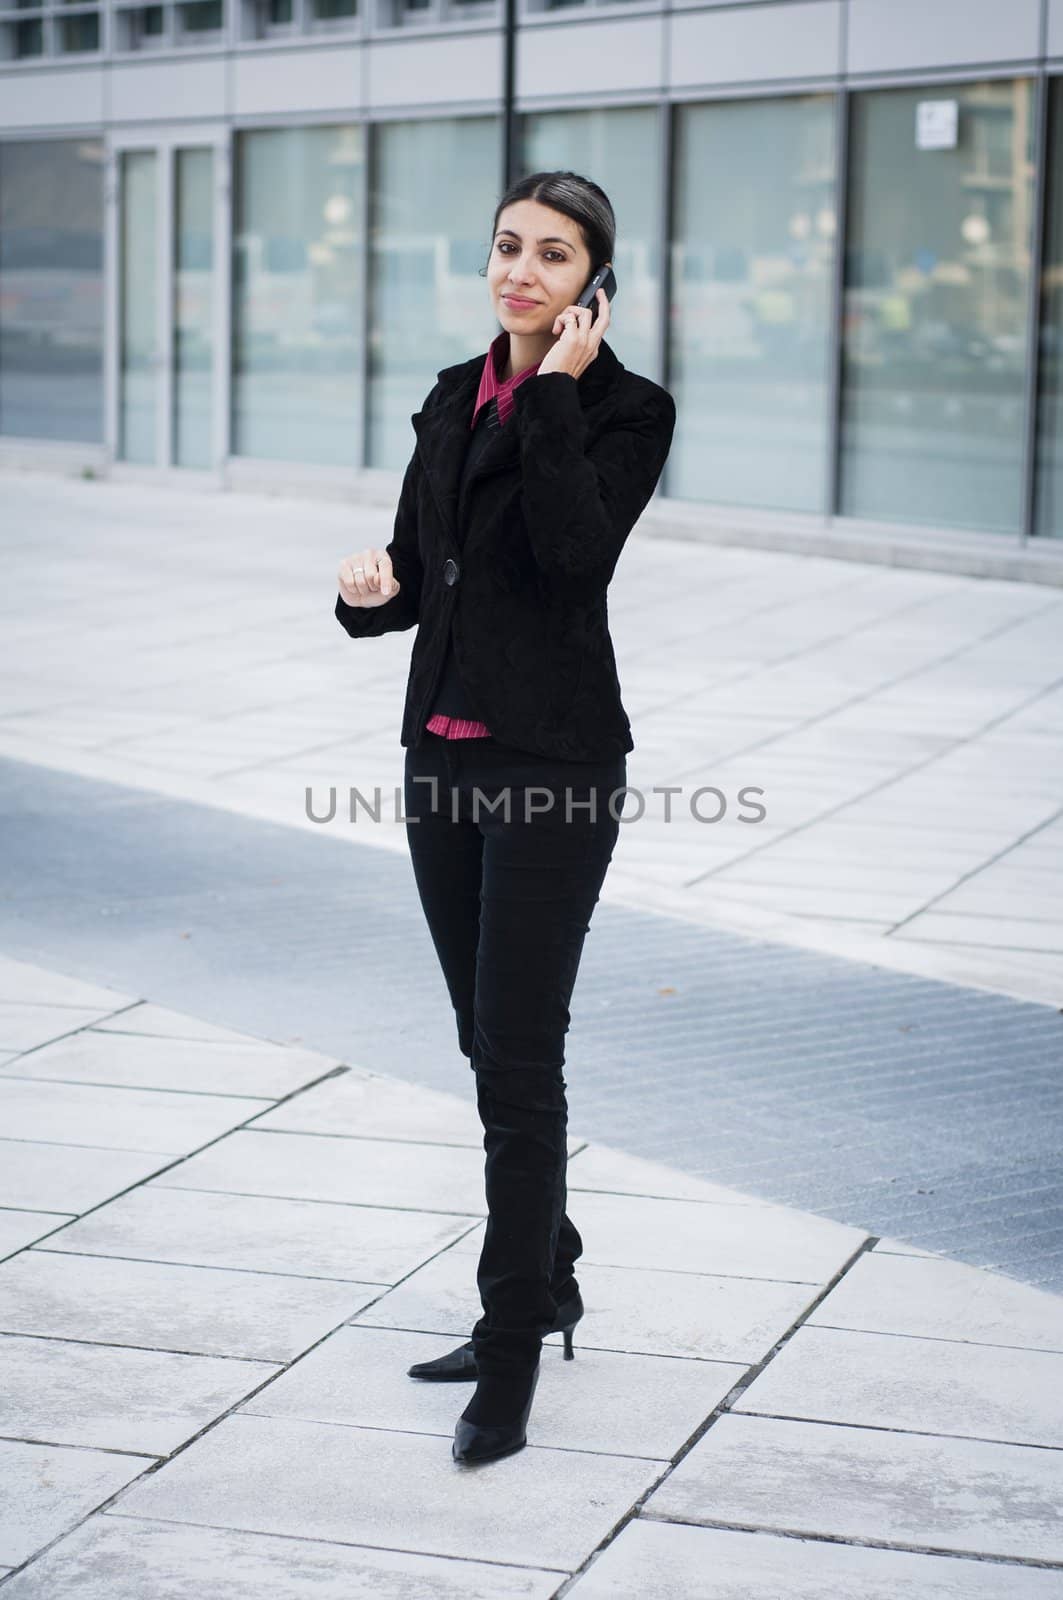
[335,170,676,1466]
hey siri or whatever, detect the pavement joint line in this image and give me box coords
[631,1515,1063,1573]
[96,1512,574,1576]
[548,1232,880,1598]
[216,1408,674,1463]
[345,1325,757,1366]
[730,1409,1063,1454]
[30,1245,395,1287]
[682,644,1063,891]
[0,1436,156,1461]
[0,1054,381,1265]
[0,1073,278,1104]
[0,1328,283,1365]
[147,1182,488,1221]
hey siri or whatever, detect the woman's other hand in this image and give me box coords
[337,548,401,608]
[536,289,611,381]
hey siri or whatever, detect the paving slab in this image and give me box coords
[9,1029,338,1098]
[733,1322,1063,1447]
[0,1440,147,1570]
[642,1412,1063,1563]
[243,1322,740,1459]
[454,1189,868,1282]
[115,1410,664,1570]
[0,1249,377,1362]
[349,1242,821,1364]
[0,1209,70,1257]
[0,1004,122,1052]
[253,1063,485,1146]
[565,1142,773,1205]
[157,1128,489,1213]
[808,1250,1063,1351]
[0,955,133,1011]
[0,1077,270,1154]
[0,1138,174,1213]
[0,1331,275,1454]
[566,1517,1063,1599]
[41,1180,477,1282]
[0,1516,562,1600]
[89,1000,303,1047]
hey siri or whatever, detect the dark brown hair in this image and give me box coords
[482,170,616,274]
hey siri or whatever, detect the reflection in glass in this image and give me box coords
[840,80,1035,534]
[521,105,660,387]
[669,95,836,512]
[232,125,364,464]
[174,147,214,469]
[120,149,158,463]
[1035,79,1063,537]
[366,116,498,470]
[0,139,104,441]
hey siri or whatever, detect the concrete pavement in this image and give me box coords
[1,469,1061,1008]
[2,468,1062,1593]
[1,953,1062,1596]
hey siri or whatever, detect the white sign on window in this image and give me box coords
[916,100,959,151]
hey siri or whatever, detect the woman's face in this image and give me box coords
[488,198,598,336]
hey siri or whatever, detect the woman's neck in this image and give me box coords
[500,330,556,383]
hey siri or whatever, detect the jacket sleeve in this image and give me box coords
[510,370,676,582]
[334,445,424,638]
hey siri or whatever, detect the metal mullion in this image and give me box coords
[357,114,371,470]
[824,85,850,522]
[158,138,174,468]
[214,129,233,470]
[656,94,673,493]
[103,144,120,462]
[1020,69,1051,544]
[654,93,672,395]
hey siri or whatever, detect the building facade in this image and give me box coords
[2,0,1063,559]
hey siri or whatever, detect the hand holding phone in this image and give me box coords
[576,264,618,324]
[538,267,616,381]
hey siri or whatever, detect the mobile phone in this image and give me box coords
[575,264,618,323]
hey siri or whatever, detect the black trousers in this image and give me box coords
[403,730,627,1379]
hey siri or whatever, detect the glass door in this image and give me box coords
[108,128,229,473]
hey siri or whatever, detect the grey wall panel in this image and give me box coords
[110,59,227,123]
[519,16,665,96]
[1048,0,1063,56]
[0,68,104,129]
[847,0,1042,74]
[367,31,500,109]
[669,0,841,88]
[232,46,362,116]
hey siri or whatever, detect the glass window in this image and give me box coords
[366,115,499,470]
[119,148,158,464]
[1035,77,1063,539]
[232,124,365,465]
[669,94,837,513]
[521,105,661,389]
[174,147,215,469]
[840,80,1035,535]
[0,138,105,442]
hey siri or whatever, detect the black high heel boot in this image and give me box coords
[408,1286,582,1381]
[452,1362,541,1464]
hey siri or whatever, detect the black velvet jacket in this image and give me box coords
[334,336,676,761]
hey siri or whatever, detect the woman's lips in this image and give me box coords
[503,295,541,309]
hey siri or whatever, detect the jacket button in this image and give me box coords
[443,557,460,586]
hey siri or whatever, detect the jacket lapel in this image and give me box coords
[412,338,623,548]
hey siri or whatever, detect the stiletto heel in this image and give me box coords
[408,1285,583,1381]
